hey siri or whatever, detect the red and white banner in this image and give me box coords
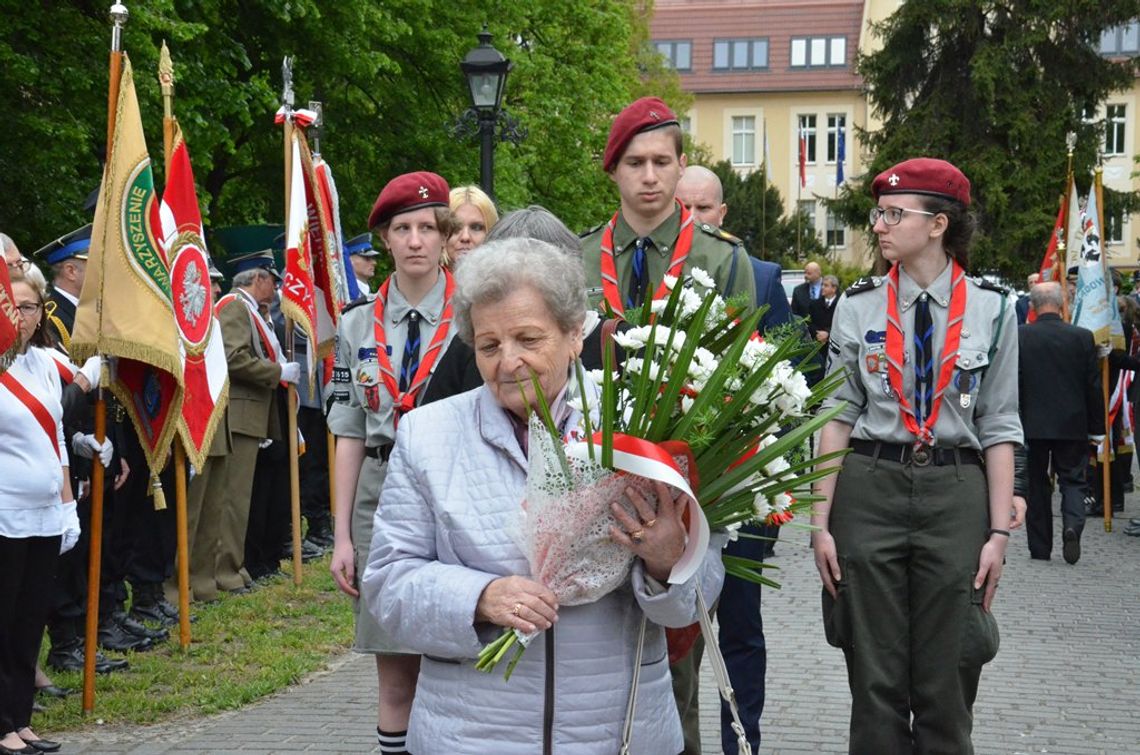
[281,131,319,380]
[159,121,230,471]
[565,432,709,585]
[0,262,19,372]
[313,157,353,309]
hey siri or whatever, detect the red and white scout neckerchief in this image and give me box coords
[372,269,455,418]
[216,292,284,365]
[599,200,694,316]
[884,259,968,449]
[0,367,61,459]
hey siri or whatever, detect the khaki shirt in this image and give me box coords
[327,272,451,446]
[579,204,756,312]
[822,262,1022,450]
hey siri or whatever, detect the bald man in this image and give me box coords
[674,166,789,755]
[676,167,793,336]
[790,260,822,320]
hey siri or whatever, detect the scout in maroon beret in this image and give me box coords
[602,96,680,173]
[872,157,971,207]
[368,171,450,230]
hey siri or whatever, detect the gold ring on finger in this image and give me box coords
[630,529,645,543]
[512,602,522,616]
[643,518,657,528]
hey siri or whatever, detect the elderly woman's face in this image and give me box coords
[12,280,42,346]
[471,285,583,419]
[446,203,489,261]
[382,207,444,279]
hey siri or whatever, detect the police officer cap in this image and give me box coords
[207,257,224,281]
[367,171,450,230]
[33,223,93,265]
[227,250,281,280]
[872,157,971,207]
[603,97,679,173]
[345,233,379,257]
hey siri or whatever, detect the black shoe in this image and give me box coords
[98,620,153,653]
[31,702,45,714]
[35,685,72,699]
[1029,553,1051,561]
[1062,528,1081,565]
[0,744,37,754]
[305,521,334,548]
[46,645,129,674]
[115,611,168,643]
[130,601,177,628]
[23,739,61,753]
[1123,523,1140,537]
[301,539,325,561]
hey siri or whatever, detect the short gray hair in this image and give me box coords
[484,205,580,258]
[232,269,262,288]
[1029,281,1063,312]
[0,232,16,256]
[453,237,586,345]
[822,274,839,288]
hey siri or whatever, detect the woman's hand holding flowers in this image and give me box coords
[476,576,559,634]
[609,480,688,583]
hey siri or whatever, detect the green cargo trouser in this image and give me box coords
[824,450,1000,755]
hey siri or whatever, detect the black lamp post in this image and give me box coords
[457,28,525,201]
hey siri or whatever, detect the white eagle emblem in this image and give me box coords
[180,262,208,326]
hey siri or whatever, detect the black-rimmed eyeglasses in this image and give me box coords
[869,207,937,226]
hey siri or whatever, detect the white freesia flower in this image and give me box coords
[753,493,773,519]
[764,455,790,478]
[662,274,679,291]
[650,299,669,315]
[690,267,715,289]
[680,395,695,414]
[679,287,703,319]
[586,369,607,386]
[773,491,794,511]
[612,326,653,351]
[740,338,777,371]
[724,520,743,541]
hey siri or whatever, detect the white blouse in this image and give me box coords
[0,346,68,538]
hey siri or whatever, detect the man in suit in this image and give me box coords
[790,261,822,321]
[1019,281,1103,564]
[673,164,789,755]
[675,165,793,334]
[186,249,299,599]
[808,274,839,344]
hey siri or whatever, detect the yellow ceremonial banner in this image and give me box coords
[72,54,184,471]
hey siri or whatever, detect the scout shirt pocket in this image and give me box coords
[858,341,892,400]
[354,356,382,413]
[950,349,988,414]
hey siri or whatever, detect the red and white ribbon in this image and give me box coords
[565,433,709,585]
[274,106,318,127]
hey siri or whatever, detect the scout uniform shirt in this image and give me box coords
[821,261,1023,451]
[579,203,756,312]
[328,271,452,447]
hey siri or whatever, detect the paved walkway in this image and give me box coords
[60,495,1140,753]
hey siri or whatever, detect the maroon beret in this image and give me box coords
[603,97,680,172]
[368,171,451,229]
[872,158,971,207]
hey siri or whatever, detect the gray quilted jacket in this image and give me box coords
[363,385,726,755]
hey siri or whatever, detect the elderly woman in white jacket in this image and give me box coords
[364,238,725,755]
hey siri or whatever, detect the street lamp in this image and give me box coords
[456,27,525,201]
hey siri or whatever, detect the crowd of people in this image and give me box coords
[1,94,1128,755]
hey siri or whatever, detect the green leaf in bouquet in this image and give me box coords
[699,403,847,504]
[572,358,596,463]
[722,555,781,587]
[602,325,616,470]
[703,302,769,355]
[803,368,849,411]
[669,306,765,443]
[527,370,572,484]
[627,316,663,437]
[701,334,802,442]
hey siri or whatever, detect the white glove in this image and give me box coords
[79,356,102,388]
[1089,434,1107,445]
[280,362,301,385]
[72,432,114,468]
[259,438,274,450]
[60,502,81,554]
[1097,344,1112,359]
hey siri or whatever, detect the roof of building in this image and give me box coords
[651,0,865,94]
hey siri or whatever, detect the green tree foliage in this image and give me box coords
[0,1,683,258]
[705,160,826,265]
[829,0,1140,280]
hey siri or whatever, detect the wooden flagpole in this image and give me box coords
[1060,132,1076,322]
[1095,165,1113,534]
[158,40,192,650]
[281,57,304,585]
[83,1,128,714]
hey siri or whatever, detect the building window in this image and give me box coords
[654,40,692,71]
[1105,206,1125,245]
[732,116,756,166]
[826,210,846,248]
[712,39,769,71]
[791,36,847,68]
[798,114,817,164]
[798,200,816,233]
[1101,22,1140,55]
[1105,104,1126,156]
[826,114,846,163]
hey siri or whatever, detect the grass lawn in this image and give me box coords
[35,554,354,731]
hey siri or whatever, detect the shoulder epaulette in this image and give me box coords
[695,222,739,246]
[845,276,882,296]
[340,294,374,315]
[578,222,605,239]
[970,276,1010,296]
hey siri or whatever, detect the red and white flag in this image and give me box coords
[159,121,229,471]
[0,262,17,373]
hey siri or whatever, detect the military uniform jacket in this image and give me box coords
[821,262,1022,451]
[217,288,282,441]
[328,272,451,447]
[45,287,77,352]
[579,204,756,311]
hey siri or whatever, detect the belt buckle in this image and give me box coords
[911,444,932,467]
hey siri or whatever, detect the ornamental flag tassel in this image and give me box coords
[159,118,230,471]
[71,54,184,471]
[0,261,18,374]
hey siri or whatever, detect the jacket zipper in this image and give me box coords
[543,626,555,755]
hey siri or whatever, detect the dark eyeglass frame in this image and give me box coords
[869,206,937,226]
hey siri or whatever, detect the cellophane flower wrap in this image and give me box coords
[476,269,846,678]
